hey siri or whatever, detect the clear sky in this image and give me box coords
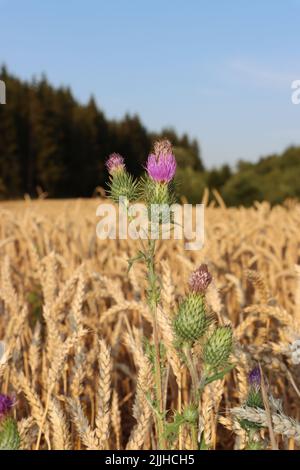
[1,0,300,168]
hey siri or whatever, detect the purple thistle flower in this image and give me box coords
[0,394,14,419]
[249,366,261,388]
[106,153,125,175]
[146,152,177,183]
[189,264,212,294]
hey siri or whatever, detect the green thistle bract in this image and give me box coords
[140,176,177,225]
[108,171,139,203]
[245,439,264,450]
[203,326,233,370]
[246,388,264,409]
[183,405,198,424]
[0,417,20,450]
[143,176,175,204]
[173,293,210,344]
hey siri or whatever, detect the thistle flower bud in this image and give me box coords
[141,140,177,214]
[106,153,138,203]
[106,153,125,175]
[189,264,212,294]
[248,366,261,389]
[0,395,19,450]
[173,293,210,344]
[245,367,264,409]
[0,395,14,419]
[203,326,233,370]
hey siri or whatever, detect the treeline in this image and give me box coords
[1,66,300,205]
[179,146,300,206]
[0,66,201,198]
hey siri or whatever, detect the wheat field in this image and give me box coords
[0,195,300,450]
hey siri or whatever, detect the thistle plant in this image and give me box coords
[173,265,233,385]
[106,140,177,449]
[106,145,234,449]
[140,144,177,448]
[0,394,20,450]
[172,265,234,449]
[238,366,265,449]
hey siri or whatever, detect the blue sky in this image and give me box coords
[1,0,300,167]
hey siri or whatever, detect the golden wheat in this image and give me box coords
[0,197,299,449]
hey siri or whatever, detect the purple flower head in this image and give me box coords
[146,152,177,183]
[189,264,212,294]
[106,153,125,175]
[249,367,261,388]
[0,394,14,419]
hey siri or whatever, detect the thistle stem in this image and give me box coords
[147,238,166,449]
[183,345,199,403]
[183,345,200,449]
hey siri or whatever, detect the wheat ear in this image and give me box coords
[232,407,300,443]
[67,398,99,450]
[48,398,72,450]
[95,339,112,449]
